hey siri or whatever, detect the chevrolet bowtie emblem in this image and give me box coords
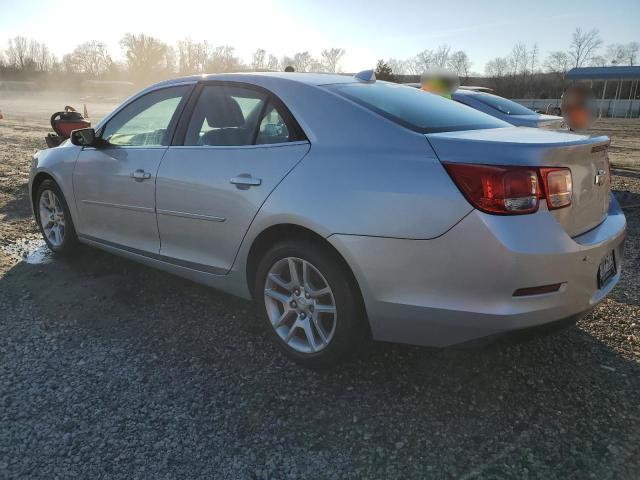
[594,169,606,186]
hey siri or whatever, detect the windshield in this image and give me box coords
[470,93,535,116]
[329,82,508,134]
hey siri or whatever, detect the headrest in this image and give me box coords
[201,93,245,128]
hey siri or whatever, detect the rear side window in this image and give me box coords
[183,84,305,146]
[470,93,535,116]
[256,102,292,144]
[329,82,508,133]
[184,85,266,146]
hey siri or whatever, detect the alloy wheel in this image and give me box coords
[39,189,65,247]
[264,257,337,354]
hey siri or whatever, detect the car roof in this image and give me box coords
[154,72,358,88]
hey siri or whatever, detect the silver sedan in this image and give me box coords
[29,72,626,367]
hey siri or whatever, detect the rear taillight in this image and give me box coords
[444,163,572,215]
[443,163,541,215]
[540,168,572,210]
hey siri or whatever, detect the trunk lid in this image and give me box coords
[536,114,565,130]
[426,127,610,237]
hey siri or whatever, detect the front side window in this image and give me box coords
[101,85,190,146]
[329,82,509,134]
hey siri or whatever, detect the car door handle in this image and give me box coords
[230,175,261,189]
[131,169,152,182]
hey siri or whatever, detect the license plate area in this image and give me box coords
[598,250,616,289]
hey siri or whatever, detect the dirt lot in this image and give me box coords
[0,115,639,479]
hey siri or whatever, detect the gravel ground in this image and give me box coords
[0,118,639,479]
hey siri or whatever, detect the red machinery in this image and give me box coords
[45,105,91,148]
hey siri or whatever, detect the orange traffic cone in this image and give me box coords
[83,104,89,119]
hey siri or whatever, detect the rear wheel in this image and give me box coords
[256,240,365,368]
[35,179,78,255]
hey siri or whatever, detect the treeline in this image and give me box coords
[1,27,638,99]
[378,28,638,98]
[0,34,347,87]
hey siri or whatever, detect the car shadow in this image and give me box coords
[1,241,638,477]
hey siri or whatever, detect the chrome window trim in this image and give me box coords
[167,140,310,150]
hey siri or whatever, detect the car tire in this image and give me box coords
[255,239,366,368]
[35,179,79,255]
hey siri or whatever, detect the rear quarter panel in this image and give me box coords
[252,141,472,239]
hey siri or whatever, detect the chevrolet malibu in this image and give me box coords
[29,71,626,367]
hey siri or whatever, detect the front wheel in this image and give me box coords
[35,179,78,255]
[255,240,366,368]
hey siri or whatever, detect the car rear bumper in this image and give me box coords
[328,194,626,347]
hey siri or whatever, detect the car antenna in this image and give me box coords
[354,69,376,83]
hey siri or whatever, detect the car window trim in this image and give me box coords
[172,80,308,147]
[470,94,534,117]
[97,83,196,148]
[167,140,310,150]
[251,100,270,145]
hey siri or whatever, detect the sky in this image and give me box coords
[0,0,638,73]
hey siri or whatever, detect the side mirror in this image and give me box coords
[70,128,98,147]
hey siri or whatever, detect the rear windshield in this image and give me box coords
[328,82,508,133]
[469,93,534,116]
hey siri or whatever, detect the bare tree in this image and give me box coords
[508,43,529,76]
[606,43,626,65]
[6,36,31,70]
[387,58,408,75]
[529,43,539,74]
[177,39,209,74]
[413,49,434,73]
[267,54,279,71]
[590,55,608,67]
[544,51,571,76]
[448,50,471,81]
[36,44,55,71]
[485,57,509,77]
[320,48,345,73]
[252,48,266,70]
[432,44,451,68]
[292,51,313,72]
[120,33,172,81]
[65,41,112,77]
[569,28,603,68]
[624,42,639,66]
[4,36,55,72]
[206,45,243,73]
